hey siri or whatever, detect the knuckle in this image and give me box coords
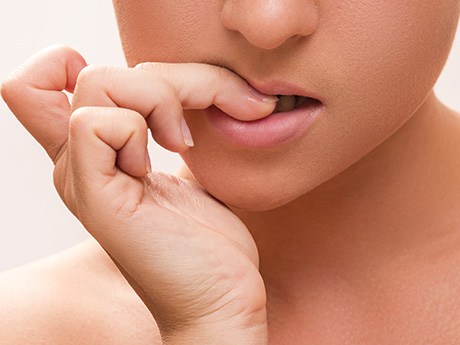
[69,106,94,134]
[45,43,77,55]
[75,65,111,89]
[135,110,148,128]
[45,44,80,62]
[70,107,146,136]
[1,45,83,104]
[134,62,170,82]
[213,65,233,84]
[75,65,99,85]
[0,64,34,102]
[127,110,148,134]
[0,76,19,102]
[134,61,160,72]
[124,110,145,131]
[209,65,234,92]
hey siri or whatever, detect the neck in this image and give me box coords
[236,91,460,294]
[178,91,460,300]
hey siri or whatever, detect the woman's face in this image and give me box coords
[113,0,459,211]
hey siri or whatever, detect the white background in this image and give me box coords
[0,1,183,272]
[0,1,459,272]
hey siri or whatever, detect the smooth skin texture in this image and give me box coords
[1,45,273,344]
[2,0,460,344]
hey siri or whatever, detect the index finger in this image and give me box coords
[135,62,278,121]
[70,63,279,151]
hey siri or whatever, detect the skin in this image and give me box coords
[114,1,459,207]
[1,0,460,344]
[1,46,273,344]
[113,0,460,342]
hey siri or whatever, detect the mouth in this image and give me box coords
[272,95,322,114]
[245,79,324,117]
[203,69,325,147]
[205,94,323,148]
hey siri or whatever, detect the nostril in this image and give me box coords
[221,1,320,51]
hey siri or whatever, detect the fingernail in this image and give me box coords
[181,117,194,148]
[248,85,279,104]
[145,150,152,174]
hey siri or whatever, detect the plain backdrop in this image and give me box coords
[1,1,460,273]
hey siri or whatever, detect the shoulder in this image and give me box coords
[0,238,161,345]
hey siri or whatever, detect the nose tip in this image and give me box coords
[221,0,319,50]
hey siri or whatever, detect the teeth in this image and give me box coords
[273,95,309,113]
[295,96,308,108]
[276,95,297,113]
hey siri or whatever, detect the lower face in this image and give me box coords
[113,0,459,211]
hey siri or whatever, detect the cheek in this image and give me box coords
[179,3,459,212]
[114,0,459,211]
[322,1,459,112]
[311,1,460,178]
[113,0,220,65]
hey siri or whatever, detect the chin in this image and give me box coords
[222,190,297,212]
[175,157,305,212]
[199,173,308,212]
[176,160,307,212]
[224,194,298,213]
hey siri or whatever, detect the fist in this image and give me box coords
[1,45,276,344]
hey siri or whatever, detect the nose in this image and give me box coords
[221,0,320,50]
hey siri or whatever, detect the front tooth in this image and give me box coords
[277,95,296,113]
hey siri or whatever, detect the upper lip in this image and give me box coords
[246,79,324,104]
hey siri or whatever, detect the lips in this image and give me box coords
[273,95,315,114]
[248,79,324,105]
[203,78,324,148]
[249,79,324,115]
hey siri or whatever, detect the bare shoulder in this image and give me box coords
[0,238,161,345]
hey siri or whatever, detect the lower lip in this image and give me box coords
[205,99,324,148]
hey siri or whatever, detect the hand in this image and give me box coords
[1,45,277,344]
